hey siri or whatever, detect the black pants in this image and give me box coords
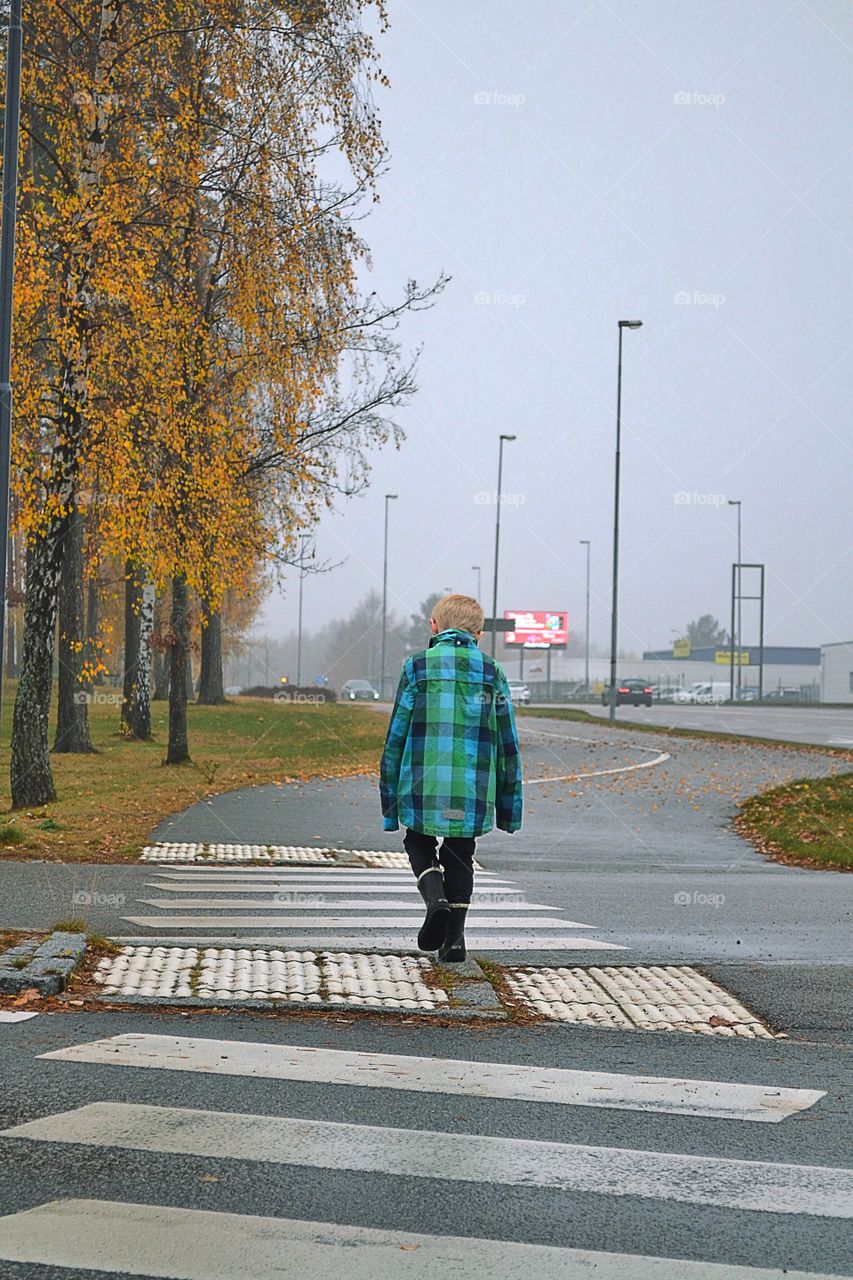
[403,829,476,904]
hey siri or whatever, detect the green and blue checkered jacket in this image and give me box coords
[380,628,523,837]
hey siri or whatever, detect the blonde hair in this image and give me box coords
[431,593,484,635]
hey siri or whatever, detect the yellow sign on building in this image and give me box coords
[716,650,749,665]
[672,638,691,658]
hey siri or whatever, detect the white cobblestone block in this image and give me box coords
[505,965,779,1037]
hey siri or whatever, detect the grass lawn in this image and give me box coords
[0,696,387,863]
[734,772,853,871]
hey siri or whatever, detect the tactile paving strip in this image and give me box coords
[93,946,449,1009]
[505,965,780,1037]
[139,844,336,864]
[322,953,448,1009]
[139,844,483,869]
[346,849,483,871]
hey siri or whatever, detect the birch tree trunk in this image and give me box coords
[84,576,101,687]
[53,502,93,753]
[121,561,141,735]
[10,0,124,806]
[131,580,154,739]
[165,574,190,764]
[120,564,154,738]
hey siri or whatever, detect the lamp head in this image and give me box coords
[500,433,516,441]
[619,319,643,329]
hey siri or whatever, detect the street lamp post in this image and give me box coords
[0,0,23,726]
[608,320,642,723]
[579,539,590,692]
[728,499,742,702]
[380,493,398,699]
[472,564,482,600]
[295,532,312,687]
[490,434,516,658]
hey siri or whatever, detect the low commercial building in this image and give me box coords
[820,641,853,705]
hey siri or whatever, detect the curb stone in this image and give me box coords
[0,931,87,996]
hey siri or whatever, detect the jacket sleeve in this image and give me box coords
[379,662,416,831]
[494,671,523,833]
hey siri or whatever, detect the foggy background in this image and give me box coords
[257,0,852,675]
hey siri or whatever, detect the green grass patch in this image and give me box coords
[735,772,853,870]
[0,824,27,845]
[0,695,388,864]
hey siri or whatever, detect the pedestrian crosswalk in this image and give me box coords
[117,864,626,953]
[0,1029,848,1278]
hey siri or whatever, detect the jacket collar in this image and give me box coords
[428,628,479,649]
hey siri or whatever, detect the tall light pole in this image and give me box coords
[295,532,312,687]
[728,498,742,701]
[0,0,23,726]
[472,564,482,600]
[608,320,643,722]
[380,493,397,698]
[490,434,516,657]
[579,539,590,692]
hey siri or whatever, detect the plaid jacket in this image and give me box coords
[379,628,523,837]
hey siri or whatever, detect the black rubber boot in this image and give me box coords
[437,904,468,962]
[416,867,451,951]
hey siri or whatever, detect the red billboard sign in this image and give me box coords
[504,610,569,647]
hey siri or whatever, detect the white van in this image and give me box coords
[673,681,729,705]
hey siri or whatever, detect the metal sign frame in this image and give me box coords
[730,563,765,701]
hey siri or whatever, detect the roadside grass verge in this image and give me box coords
[0,697,386,863]
[734,772,853,871]
[519,705,853,756]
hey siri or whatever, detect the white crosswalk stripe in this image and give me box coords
[119,864,626,953]
[0,1031,846,1279]
[0,1200,844,1279]
[37,1033,824,1121]
[5,1101,849,1216]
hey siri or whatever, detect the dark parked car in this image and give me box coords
[602,678,653,708]
[763,687,802,703]
[340,679,380,701]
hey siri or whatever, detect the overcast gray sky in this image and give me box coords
[260,0,852,657]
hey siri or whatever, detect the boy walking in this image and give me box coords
[379,594,523,962]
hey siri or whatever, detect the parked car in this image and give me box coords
[224,685,242,696]
[673,681,728,705]
[507,680,531,706]
[764,687,802,702]
[340,679,380,701]
[602,678,653,707]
